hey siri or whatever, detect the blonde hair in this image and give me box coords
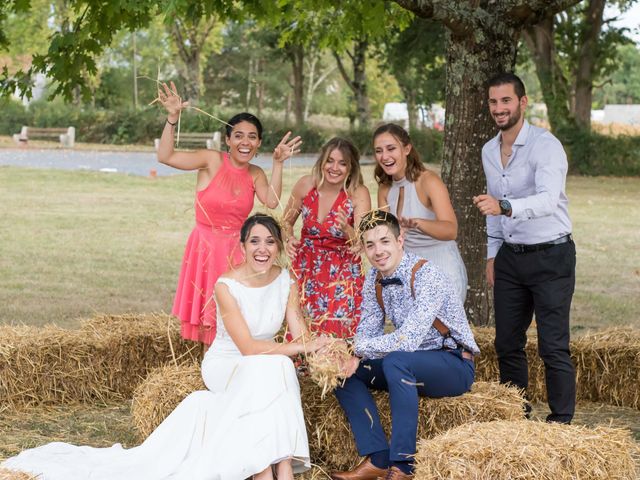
[311,137,363,196]
[373,123,426,186]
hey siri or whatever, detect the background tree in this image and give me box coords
[594,42,640,105]
[375,16,446,129]
[167,5,223,103]
[523,0,635,132]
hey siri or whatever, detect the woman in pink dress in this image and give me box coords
[283,138,371,338]
[157,81,302,346]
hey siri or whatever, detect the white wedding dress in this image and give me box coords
[2,268,310,479]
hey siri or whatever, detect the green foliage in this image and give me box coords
[410,128,444,165]
[594,43,640,106]
[0,97,29,134]
[559,127,640,176]
[374,16,446,107]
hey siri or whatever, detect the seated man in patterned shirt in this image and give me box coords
[331,210,480,480]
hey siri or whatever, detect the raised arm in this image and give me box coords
[254,132,303,209]
[156,81,217,171]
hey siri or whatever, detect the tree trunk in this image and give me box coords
[288,45,305,128]
[405,89,417,130]
[352,39,370,128]
[573,0,606,130]
[334,38,371,129]
[523,18,574,132]
[439,28,521,326]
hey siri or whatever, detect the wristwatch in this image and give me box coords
[499,199,512,216]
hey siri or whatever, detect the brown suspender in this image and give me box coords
[375,259,452,339]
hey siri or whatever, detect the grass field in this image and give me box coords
[0,161,639,470]
[1,163,638,331]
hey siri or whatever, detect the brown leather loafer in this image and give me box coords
[381,466,413,479]
[330,457,388,480]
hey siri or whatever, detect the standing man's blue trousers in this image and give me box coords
[334,349,474,462]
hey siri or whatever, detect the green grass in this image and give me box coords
[0,165,638,330]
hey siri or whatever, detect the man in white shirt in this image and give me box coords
[473,72,576,424]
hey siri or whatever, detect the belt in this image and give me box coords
[503,234,572,254]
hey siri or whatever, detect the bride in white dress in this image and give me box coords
[2,213,332,480]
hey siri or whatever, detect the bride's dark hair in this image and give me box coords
[240,213,284,251]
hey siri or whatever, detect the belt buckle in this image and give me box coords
[509,243,525,254]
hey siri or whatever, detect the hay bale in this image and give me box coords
[131,363,204,439]
[0,313,197,407]
[297,466,332,479]
[414,420,639,480]
[0,468,37,480]
[473,326,640,409]
[573,328,640,410]
[473,326,547,402]
[300,377,526,471]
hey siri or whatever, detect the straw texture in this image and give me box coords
[414,420,639,480]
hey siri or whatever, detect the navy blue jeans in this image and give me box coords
[334,349,474,462]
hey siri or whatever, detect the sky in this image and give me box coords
[607,2,640,44]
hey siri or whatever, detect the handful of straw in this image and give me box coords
[307,339,353,398]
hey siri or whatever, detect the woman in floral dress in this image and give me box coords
[283,138,371,338]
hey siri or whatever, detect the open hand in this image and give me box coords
[273,132,303,163]
[157,81,189,119]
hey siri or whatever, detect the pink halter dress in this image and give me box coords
[172,153,255,344]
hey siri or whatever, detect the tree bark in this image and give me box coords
[573,0,606,130]
[333,38,371,129]
[440,29,522,326]
[288,45,305,128]
[170,16,217,104]
[523,18,574,132]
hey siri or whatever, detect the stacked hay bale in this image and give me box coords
[414,420,639,479]
[0,468,37,480]
[472,327,547,402]
[131,363,204,438]
[300,378,526,471]
[132,365,526,470]
[573,328,640,409]
[472,326,640,409]
[0,313,196,407]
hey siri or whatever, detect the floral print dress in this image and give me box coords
[292,187,364,338]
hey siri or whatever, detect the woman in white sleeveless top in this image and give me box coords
[373,124,468,301]
[2,214,331,480]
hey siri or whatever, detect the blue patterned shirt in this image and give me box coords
[354,252,480,359]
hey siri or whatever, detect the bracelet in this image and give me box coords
[166,118,178,126]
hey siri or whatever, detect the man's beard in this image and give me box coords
[495,104,522,131]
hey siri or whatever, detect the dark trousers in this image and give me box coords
[334,349,474,462]
[494,240,576,422]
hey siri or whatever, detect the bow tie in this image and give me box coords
[378,277,402,287]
